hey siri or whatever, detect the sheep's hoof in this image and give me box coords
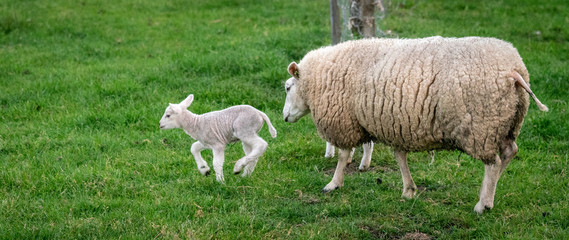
[322,184,340,193]
[401,187,417,199]
[358,166,370,172]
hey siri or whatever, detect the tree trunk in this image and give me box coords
[330,0,342,45]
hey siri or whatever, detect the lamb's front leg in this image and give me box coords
[211,146,226,183]
[394,149,417,198]
[191,141,210,176]
[322,148,351,193]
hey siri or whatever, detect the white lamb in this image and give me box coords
[159,94,277,182]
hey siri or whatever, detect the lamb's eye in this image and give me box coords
[166,115,171,118]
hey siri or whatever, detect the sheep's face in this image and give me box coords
[159,104,182,130]
[283,77,309,123]
[159,94,194,129]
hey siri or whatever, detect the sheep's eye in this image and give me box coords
[166,115,171,118]
[286,86,290,92]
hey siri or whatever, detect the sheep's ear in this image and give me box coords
[180,94,194,108]
[288,62,299,79]
[168,103,178,113]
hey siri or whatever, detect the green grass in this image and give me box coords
[1,0,567,239]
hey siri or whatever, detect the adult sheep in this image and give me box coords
[282,36,548,213]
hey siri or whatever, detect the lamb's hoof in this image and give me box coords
[474,201,493,214]
[233,161,245,175]
[199,166,211,176]
[358,166,370,172]
[216,176,225,183]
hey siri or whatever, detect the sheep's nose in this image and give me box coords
[284,116,289,122]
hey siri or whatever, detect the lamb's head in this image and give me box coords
[159,94,194,130]
[283,62,309,123]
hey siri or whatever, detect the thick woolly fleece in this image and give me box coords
[296,36,533,163]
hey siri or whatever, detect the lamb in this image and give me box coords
[282,36,548,213]
[159,94,277,182]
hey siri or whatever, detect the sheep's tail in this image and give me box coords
[259,111,277,138]
[510,70,549,112]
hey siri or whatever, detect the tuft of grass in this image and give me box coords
[1,0,567,239]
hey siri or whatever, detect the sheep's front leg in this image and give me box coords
[394,149,417,198]
[325,142,335,158]
[322,148,351,193]
[324,142,354,163]
[358,142,374,171]
[191,141,210,176]
[212,146,226,183]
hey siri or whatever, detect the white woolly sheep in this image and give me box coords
[282,36,548,213]
[160,94,277,182]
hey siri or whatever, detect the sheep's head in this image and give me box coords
[283,62,309,123]
[159,94,194,129]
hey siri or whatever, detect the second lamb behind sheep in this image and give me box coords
[159,94,277,182]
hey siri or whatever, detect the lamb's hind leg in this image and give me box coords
[394,149,417,198]
[323,148,351,193]
[191,141,210,176]
[233,135,267,177]
[474,139,518,213]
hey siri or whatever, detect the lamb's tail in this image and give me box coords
[259,111,277,138]
[510,70,549,112]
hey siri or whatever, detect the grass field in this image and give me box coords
[1,0,568,239]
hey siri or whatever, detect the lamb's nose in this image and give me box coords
[284,116,289,122]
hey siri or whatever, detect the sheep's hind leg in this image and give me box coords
[499,139,518,174]
[323,148,351,193]
[474,155,503,214]
[474,140,517,213]
[191,141,210,176]
[212,146,226,183]
[395,149,417,198]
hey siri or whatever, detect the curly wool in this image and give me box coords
[296,36,531,163]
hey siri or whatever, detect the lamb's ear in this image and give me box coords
[168,103,178,113]
[288,62,300,79]
[180,94,194,108]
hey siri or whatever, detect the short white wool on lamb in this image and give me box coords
[160,94,277,183]
[282,36,548,213]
